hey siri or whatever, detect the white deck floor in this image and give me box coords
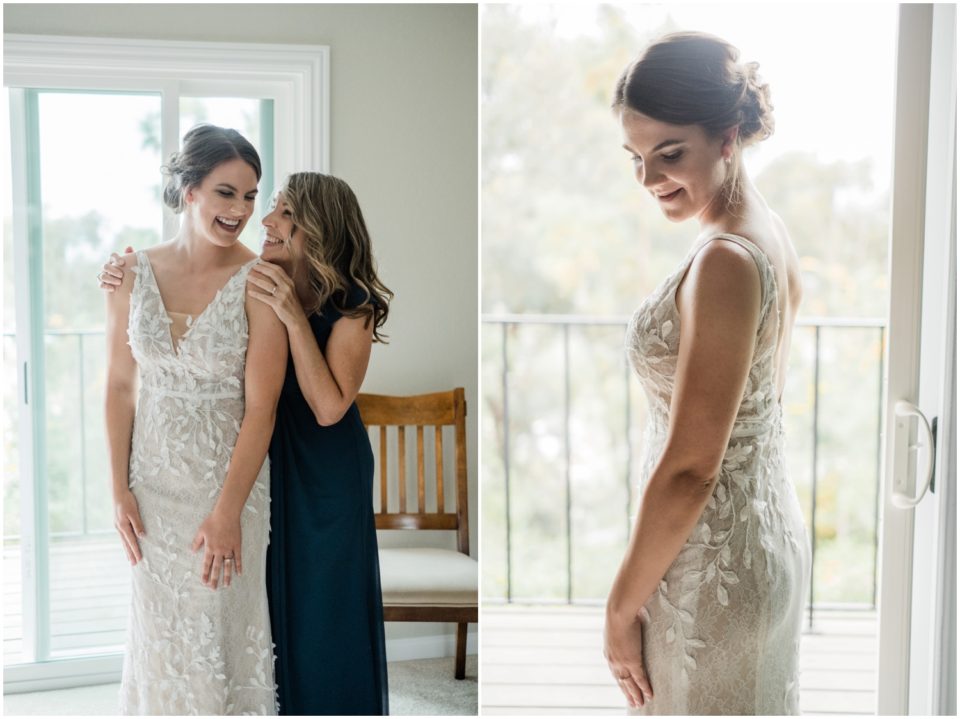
[4,537,130,665]
[481,604,877,715]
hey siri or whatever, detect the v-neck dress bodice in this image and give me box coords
[120,251,276,715]
[624,234,810,715]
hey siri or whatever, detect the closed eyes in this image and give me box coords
[629,150,683,164]
[217,190,258,201]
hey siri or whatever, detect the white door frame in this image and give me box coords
[877,3,957,714]
[907,2,957,714]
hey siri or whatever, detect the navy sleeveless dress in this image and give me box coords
[267,287,389,716]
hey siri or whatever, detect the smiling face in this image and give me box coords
[183,157,259,247]
[620,109,734,224]
[260,192,306,269]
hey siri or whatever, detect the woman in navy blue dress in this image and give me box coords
[246,173,392,715]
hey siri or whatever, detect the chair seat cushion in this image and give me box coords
[378,547,478,606]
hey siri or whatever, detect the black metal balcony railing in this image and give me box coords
[3,329,114,543]
[482,314,886,628]
[6,319,887,630]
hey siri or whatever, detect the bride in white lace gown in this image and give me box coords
[104,125,287,714]
[603,34,810,715]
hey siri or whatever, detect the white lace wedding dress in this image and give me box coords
[625,234,810,715]
[119,251,276,715]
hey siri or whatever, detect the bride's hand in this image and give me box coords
[97,246,134,292]
[113,489,145,566]
[603,606,654,708]
[191,509,243,590]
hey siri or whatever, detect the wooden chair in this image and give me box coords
[355,387,477,680]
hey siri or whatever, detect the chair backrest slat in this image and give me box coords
[435,425,444,512]
[356,388,469,555]
[398,425,407,512]
[379,425,388,513]
[417,425,425,513]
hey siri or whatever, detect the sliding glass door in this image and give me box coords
[2,34,330,687]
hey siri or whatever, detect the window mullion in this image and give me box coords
[10,87,51,663]
[160,81,180,241]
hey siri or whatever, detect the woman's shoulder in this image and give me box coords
[234,245,259,266]
[688,237,762,290]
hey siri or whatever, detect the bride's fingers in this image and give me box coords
[201,550,214,585]
[634,667,654,701]
[619,674,644,708]
[629,668,653,704]
[210,555,223,590]
[222,556,233,587]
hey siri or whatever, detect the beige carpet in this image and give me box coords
[3,655,478,716]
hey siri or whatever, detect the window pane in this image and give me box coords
[35,91,162,658]
[180,97,275,252]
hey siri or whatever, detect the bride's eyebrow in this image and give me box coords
[623,139,685,154]
[216,183,259,195]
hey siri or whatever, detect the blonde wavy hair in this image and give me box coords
[280,172,393,342]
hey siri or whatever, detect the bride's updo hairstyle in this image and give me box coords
[162,124,262,213]
[280,172,393,342]
[612,32,774,212]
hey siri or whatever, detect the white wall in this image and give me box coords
[4,2,478,653]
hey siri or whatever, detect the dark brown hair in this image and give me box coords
[612,32,774,210]
[161,124,262,213]
[280,172,393,342]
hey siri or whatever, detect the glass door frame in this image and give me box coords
[877,3,956,714]
[3,33,329,691]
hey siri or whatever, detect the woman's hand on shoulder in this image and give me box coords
[99,246,135,292]
[246,260,306,328]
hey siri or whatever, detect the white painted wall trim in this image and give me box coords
[3,33,330,175]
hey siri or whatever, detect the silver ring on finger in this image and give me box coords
[271,284,278,296]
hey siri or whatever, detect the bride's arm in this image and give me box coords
[104,252,145,565]
[604,240,761,705]
[191,290,288,589]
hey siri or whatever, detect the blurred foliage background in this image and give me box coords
[480,4,895,606]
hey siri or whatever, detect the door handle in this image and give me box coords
[891,400,936,509]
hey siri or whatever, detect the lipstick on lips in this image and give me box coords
[655,188,683,202]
